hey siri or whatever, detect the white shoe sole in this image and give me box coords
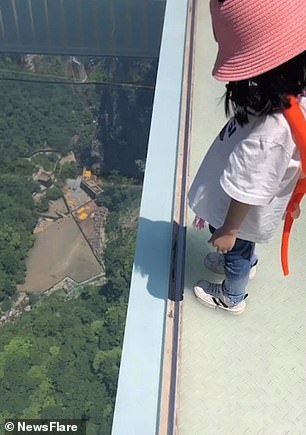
[249,266,257,280]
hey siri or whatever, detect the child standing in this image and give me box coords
[188,0,306,314]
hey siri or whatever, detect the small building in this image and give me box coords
[37,171,53,188]
[80,179,103,199]
[83,169,92,180]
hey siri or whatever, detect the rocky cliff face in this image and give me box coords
[96,57,157,178]
[1,53,158,179]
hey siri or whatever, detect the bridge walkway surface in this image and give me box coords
[177,1,306,434]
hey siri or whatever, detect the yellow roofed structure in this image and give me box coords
[83,170,92,180]
[79,212,88,221]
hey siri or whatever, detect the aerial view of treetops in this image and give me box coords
[0,54,157,433]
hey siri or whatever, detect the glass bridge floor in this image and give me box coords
[177,1,306,434]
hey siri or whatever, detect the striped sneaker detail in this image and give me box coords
[193,281,246,315]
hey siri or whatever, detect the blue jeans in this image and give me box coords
[209,225,258,305]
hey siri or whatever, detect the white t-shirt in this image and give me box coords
[188,97,306,243]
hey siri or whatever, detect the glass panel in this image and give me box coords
[0,0,165,57]
[0,0,163,429]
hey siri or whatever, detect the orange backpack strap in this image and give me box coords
[281,96,306,276]
[283,96,306,173]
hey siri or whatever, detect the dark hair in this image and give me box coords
[224,51,306,126]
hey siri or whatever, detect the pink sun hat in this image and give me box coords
[210,0,306,82]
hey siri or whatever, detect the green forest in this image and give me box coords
[0,178,141,434]
[0,58,97,304]
[0,54,153,433]
[0,54,154,301]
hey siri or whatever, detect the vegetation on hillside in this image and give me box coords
[0,57,97,304]
[0,54,152,433]
[0,178,141,434]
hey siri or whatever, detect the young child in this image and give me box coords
[188,0,306,314]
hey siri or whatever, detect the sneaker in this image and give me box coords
[204,252,257,279]
[193,280,246,315]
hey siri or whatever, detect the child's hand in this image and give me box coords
[208,226,237,254]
